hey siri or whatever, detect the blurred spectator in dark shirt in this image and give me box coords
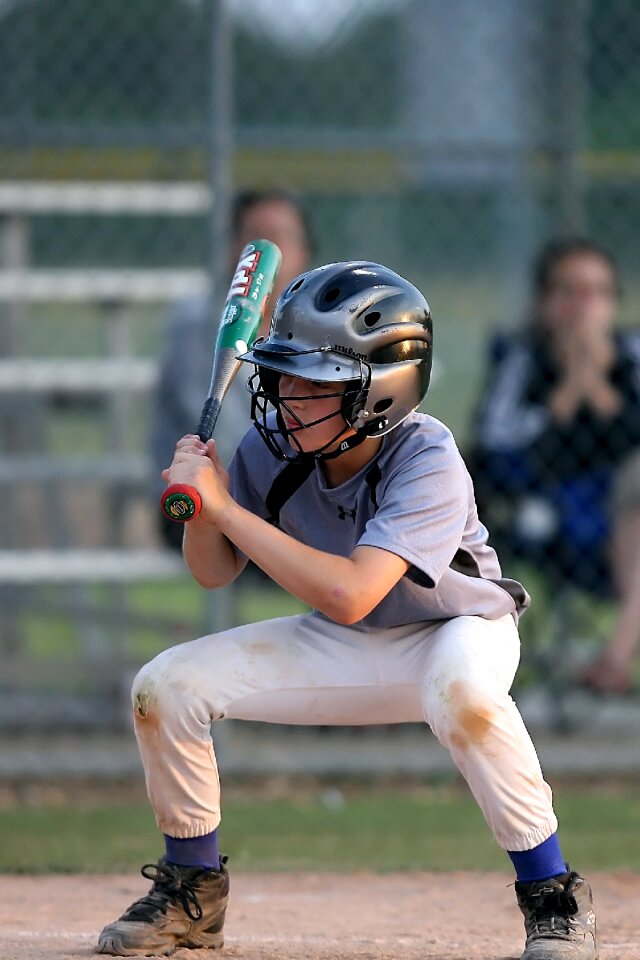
[471,238,640,694]
[151,189,312,549]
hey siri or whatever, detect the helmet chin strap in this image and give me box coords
[274,406,374,462]
[315,429,369,460]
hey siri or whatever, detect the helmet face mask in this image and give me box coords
[240,261,432,462]
[248,362,370,462]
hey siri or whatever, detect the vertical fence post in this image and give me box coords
[0,213,31,655]
[207,0,236,639]
[550,0,589,235]
[210,0,233,301]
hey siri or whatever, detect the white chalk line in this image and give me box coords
[4,931,639,951]
[0,932,458,946]
[4,932,415,944]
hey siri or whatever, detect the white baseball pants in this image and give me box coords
[131,611,557,852]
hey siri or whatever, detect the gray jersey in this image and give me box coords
[229,412,529,629]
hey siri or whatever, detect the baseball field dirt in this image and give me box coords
[1,871,638,960]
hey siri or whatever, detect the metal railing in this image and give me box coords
[0,181,225,728]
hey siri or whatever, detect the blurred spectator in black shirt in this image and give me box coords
[471,238,640,694]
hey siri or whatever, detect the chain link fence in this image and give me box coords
[1,0,639,732]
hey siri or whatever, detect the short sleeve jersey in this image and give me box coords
[228,412,530,628]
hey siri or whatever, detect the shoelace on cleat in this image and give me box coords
[522,875,580,940]
[121,861,206,923]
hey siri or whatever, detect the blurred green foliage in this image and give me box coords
[1,0,639,144]
[0,783,638,874]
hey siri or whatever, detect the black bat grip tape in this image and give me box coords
[196,396,222,443]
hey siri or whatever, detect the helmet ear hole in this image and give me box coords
[323,287,341,304]
[373,397,393,414]
[364,311,380,327]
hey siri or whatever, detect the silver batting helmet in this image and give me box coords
[240,261,433,460]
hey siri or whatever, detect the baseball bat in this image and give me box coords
[161,238,282,523]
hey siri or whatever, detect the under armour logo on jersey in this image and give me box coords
[337,505,357,522]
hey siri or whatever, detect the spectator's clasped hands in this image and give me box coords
[550,319,622,421]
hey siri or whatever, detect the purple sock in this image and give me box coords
[164,830,220,870]
[508,833,567,883]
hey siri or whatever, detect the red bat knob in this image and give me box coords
[161,483,202,523]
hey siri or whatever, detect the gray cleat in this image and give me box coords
[515,870,598,960]
[97,857,229,956]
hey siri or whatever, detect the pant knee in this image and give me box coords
[424,677,509,751]
[131,660,155,717]
[131,649,195,726]
[132,642,230,730]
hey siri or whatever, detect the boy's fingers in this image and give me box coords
[175,440,208,460]
[205,439,220,460]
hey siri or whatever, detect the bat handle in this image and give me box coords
[161,397,222,524]
[195,396,222,443]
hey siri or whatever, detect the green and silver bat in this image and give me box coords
[161,238,282,523]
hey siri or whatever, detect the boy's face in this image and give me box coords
[277,373,351,453]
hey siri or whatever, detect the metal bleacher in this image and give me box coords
[0,181,219,728]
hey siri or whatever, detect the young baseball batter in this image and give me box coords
[98,263,598,959]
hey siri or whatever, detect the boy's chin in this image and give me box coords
[285,430,348,456]
[286,439,325,457]
[285,436,309,454]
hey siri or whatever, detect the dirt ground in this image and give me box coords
[0,871,637,960]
